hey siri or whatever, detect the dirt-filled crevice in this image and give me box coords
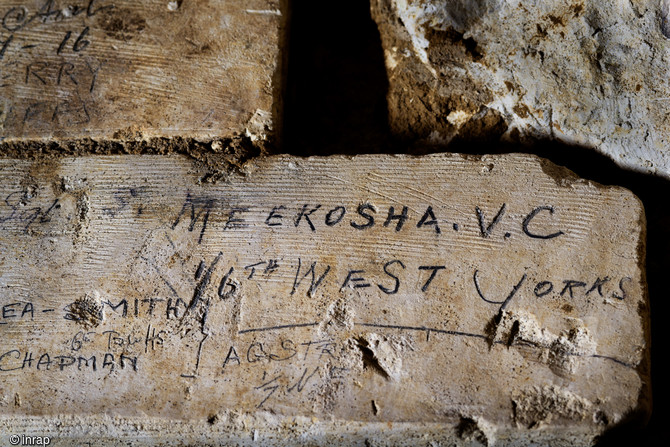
[0,135,262,179]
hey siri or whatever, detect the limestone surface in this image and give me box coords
[371,0,670,178]
[0,153,649,445]
[0,0,282,149]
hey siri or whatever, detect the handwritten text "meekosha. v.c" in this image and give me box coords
[172,196,566,243]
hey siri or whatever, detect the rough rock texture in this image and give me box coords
[0,0,284,155]
[371,0,670,178]
[0,153,649,445]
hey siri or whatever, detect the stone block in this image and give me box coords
[0,153,649,445]
[371,0,670,177]
[0,0,283,152]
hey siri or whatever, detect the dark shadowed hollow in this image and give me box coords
[283,1,666,445]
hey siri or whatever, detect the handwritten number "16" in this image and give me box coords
[57,26,90,55]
